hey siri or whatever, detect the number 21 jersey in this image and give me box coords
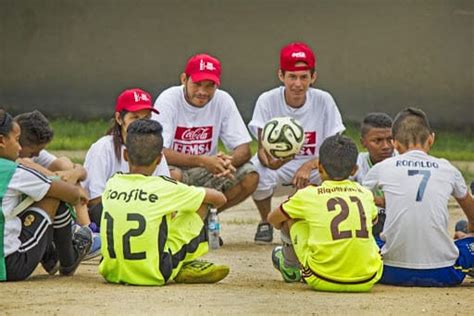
[281,180,381,282]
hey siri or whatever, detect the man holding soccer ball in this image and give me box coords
[248,42,345,244]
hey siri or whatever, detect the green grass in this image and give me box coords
[48,119,474,162]
[48,119,110,150]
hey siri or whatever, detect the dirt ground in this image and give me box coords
[0,194,472,315]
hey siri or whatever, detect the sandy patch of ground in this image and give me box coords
[0,195,472,315]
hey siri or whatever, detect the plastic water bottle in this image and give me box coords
[208,208,220,250]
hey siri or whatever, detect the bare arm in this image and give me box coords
[267,206,290,230]
[163,148,233,178]
[45,180,87,206]
[55,164,87,184]
[18,157,86,184]
[48,156,75,171]
[292,159,318,189]
[202,188,227,209]
[17,158,55,176]
[229,143,252,168]
[456,193,474,234]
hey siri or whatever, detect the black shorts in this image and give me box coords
[88,202,103,227]
[5,208,52,281]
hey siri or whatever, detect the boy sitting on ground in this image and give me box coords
[363,107,474,286]
[352,112,394,238]
[268,135,383,292]
[99,119,229,285]
[14,110,101,259]
[0,109,92,281]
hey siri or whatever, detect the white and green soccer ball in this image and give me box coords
[261,116,305,159]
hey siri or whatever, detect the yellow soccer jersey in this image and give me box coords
[99,173,205,285]
[281,179,382,284]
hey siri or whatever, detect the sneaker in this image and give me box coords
[59,226,93,276]
[271,246,301,282]
[83,232,101,261]
[174,260,229,284]
[254,222,273,244]
[41,242,59,275]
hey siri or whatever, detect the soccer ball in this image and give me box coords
[261,116,305,159]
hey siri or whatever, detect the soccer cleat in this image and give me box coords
[83,232,102,261]
[254,222,273,244]
[41,242,59,275]
[59,226,93,276]
[174,260,229,284]
[271,246,301,282]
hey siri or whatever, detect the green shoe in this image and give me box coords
[271,246,301,282]
[174,260,230,284]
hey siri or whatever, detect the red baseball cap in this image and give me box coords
[115,88,159,114]
[280,42,316,71]
[184,53,221,86]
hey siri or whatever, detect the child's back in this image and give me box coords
[282,179,382,285]
[364,107,474,287]
[100,173,206,285]
[269,135,383,292]
[364,150,464,269]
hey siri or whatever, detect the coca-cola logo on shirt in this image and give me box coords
[299,131,317,156]
[177,127,212,141]
[173,126,214,155]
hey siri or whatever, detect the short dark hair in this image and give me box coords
[319,135,358,180]
[0,109,14,136]
[392,107,432,147]
[0,109,15,136]
[106,110,128,162]
[360,112,393,138]
[125,119,163,166]
[14,110,54,146]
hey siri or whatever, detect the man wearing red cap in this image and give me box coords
[248,42,345,244]
[153,54,258,217]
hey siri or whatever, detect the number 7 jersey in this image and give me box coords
[363,150,468,269]
[280,180,381,283]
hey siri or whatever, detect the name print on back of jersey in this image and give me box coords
[395,159,439,169]
[173,126,214,155]
[104,188,159,203]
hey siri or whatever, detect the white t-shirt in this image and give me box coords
[352,152,373,184]
[83,135,170,200]
[352,152,398,184]
[363,150,467,269]
[153,86,251,155]
[248,86,345,161]
[1,165,52,256]
[32,150,57,168]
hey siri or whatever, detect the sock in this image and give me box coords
[53,202,76,267]
[280,230,300,268]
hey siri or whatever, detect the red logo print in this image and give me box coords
[299,131,316,156]
[173,126,213,155]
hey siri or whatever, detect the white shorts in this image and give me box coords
[251,155,321,200]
